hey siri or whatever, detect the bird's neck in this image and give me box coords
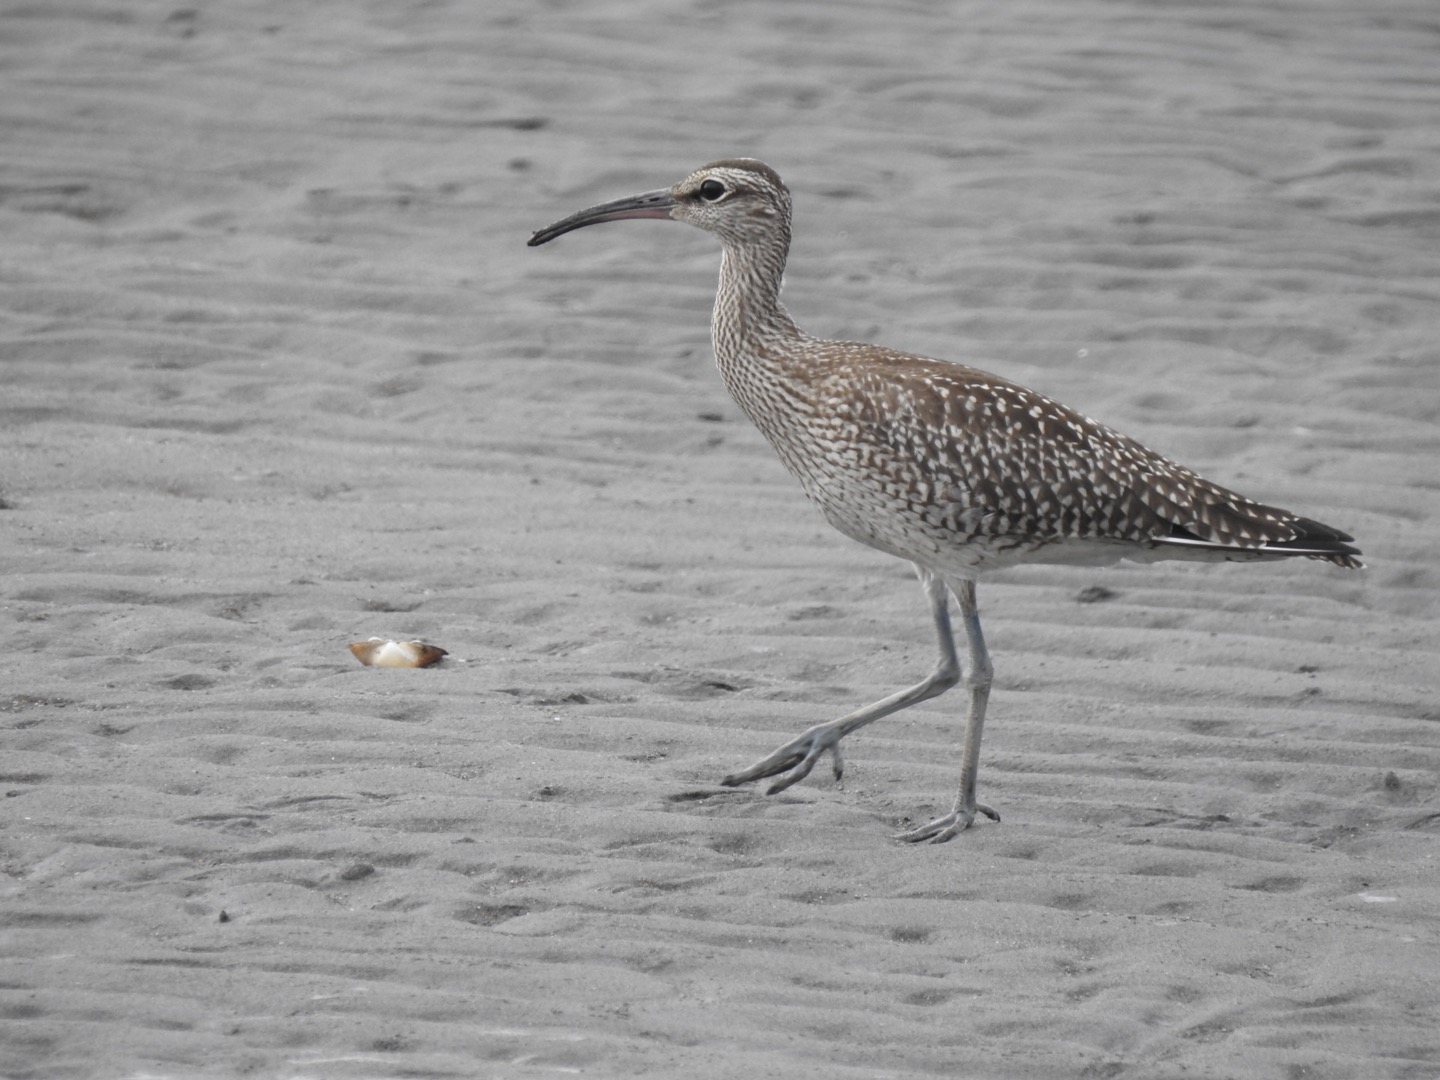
[709,231,817,452]
[711,233,802,378]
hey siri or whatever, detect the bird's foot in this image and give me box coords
[720,722,845,795]
[893,801,1000,844]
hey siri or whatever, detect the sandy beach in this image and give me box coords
[2,1,1438,1077]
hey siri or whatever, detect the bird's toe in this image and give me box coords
[721,724,843,793]
[894,801,999,843]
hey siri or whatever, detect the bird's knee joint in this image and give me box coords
[963,665,993,693]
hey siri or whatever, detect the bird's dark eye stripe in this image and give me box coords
[699,179,727,201]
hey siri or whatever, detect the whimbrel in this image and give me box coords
[528,159,1363,843]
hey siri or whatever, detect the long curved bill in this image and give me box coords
[527,189,676,247]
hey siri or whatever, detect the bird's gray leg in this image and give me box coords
[894,577,1000,843]
[721,565,962,795]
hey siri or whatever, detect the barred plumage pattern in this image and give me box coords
[692,160,1361,576]
[734,338,1361,574]
[528,157,1362,842]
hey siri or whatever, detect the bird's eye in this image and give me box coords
[698,179,727,201]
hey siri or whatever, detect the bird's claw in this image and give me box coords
[721,724,845,795]
[893,802,1000,844]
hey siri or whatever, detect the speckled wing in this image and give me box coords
[795,344,1361,569]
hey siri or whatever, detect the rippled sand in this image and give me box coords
[2,2,1437,1077]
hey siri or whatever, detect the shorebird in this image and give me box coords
[528,159,1363,843]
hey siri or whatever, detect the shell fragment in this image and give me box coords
[348,638,448,668]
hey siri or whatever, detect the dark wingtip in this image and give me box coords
[1279,515,1364,568]
[1161,515,1363,569]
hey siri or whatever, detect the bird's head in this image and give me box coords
[528,159,790,248]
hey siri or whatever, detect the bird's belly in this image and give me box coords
[757,410,1229,578]
[779,449,1164,578]
[808,484,1135,575]
[800,474,1276,578]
